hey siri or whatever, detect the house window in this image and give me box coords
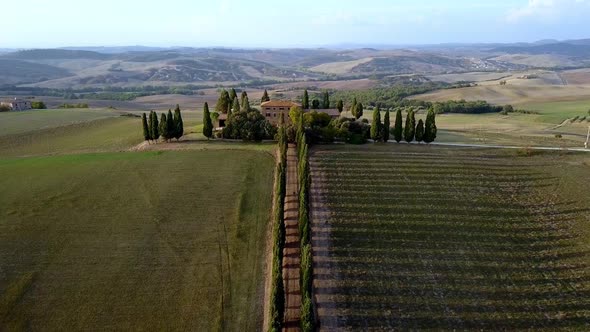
[273,113,277,117]
[266,113,271,117]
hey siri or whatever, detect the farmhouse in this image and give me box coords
[261,100,341,125]
[213,100,341,129]
[261,100,302,125]
[1,98,32,111]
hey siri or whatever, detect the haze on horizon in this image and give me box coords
[1,0,590,48]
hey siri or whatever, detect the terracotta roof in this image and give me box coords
[260,100,301,108]
[217,113,228,120]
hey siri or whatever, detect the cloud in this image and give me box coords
[506,0,590,23]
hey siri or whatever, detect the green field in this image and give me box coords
[312,145,590,330]
[0,117,142,157]
[414,85,590,126]
[519,100,590,124]
[0,150,274,330]
[0,109,119,136]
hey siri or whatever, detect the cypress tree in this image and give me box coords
[151,111,160,142]
[142,113,150,142]
[203,102,213,139]
[311,99,319,110]
[383,109,390,142]
[337,99,343,113]
[350,97,357,117]
[322,91,330,109]
[215,90,231,114]
[404,110,416,143]
[415,119,425,143]
[261,89,270,103]
[159,113,168,142]
[355,102,364,119]
[302,89,309,109]
[148,111,154,140]
[424,109,438,143]
[370,106,382,141]
[231,97,240,114]
[167,109,174,141]
[229,88,237,103]
[173,106,184,140]
[241,95,250,112]
[393,109,403,143]
[240,91,248,106]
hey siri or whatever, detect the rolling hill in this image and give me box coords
[2,39,590,89]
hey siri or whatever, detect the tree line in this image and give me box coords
[296,115,315,332]
[302,89,343,111]
[371,108,437,143]
[141,104,184,142]
[269,114,288,332]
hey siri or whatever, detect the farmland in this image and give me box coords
[0,150,274,330]
[311,145,590,330]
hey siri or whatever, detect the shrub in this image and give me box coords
[31,101,47,109]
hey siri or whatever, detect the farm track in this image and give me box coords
[282,146,301,331]
[310,148,590,330]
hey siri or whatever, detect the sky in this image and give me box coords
[1,0,590,48]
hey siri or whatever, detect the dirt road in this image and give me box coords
[282,145,301,331]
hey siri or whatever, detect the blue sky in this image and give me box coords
[2,0,590,48]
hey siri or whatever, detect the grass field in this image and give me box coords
[0,150,274,330]
[0,117,142,157]
[415,85,590,107]
[0,109,119,136]
[311,145,590,330]
[518,100,590,124]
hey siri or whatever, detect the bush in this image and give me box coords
[59,103,89,109]
[0,105,10,112]
[300,294,315,332]
[348,133,367,144]
[222,109,276,141]
[31,101,47,109]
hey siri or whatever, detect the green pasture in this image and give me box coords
[0,150,274,330]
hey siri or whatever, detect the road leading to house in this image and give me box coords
[282,145,301,331]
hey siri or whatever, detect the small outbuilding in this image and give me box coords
[1,98,32,111]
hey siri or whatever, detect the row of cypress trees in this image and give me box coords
[215,88,251,114]
[269,113,288,332]
[296,115,314,332]
[141,105,184,142]
[371,108,437,143]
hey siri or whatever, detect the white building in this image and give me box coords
[1,98,32,111]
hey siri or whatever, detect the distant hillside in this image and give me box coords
[3,41,590,89]
[2,49,110,60]
[0,59,71,84]
[491,42,590,58]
